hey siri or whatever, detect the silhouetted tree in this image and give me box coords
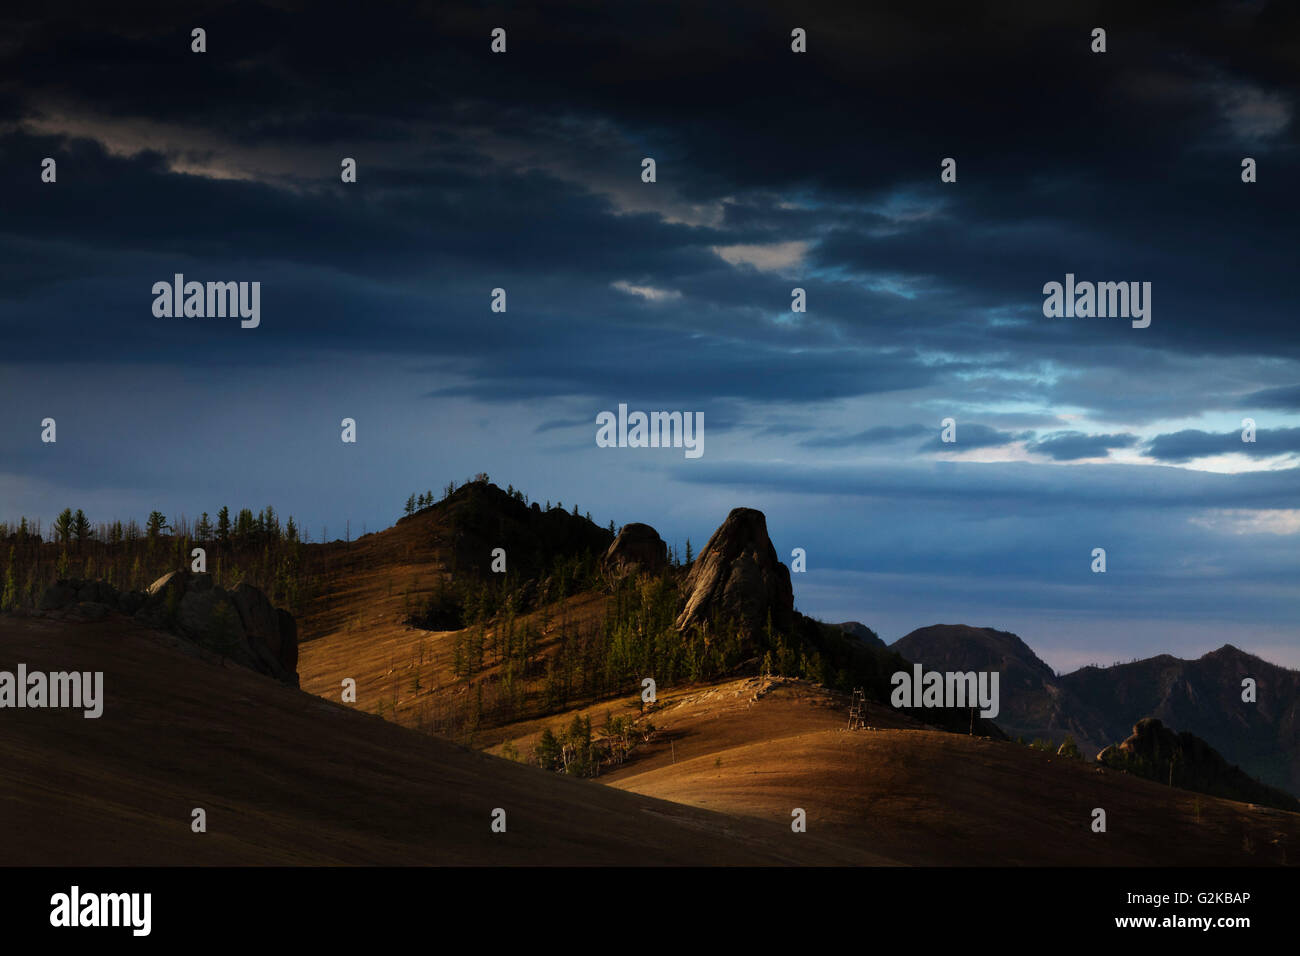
[145,511,168,540]
[73,509,90,548]
[53,509,74,546]
[262,505,280,541]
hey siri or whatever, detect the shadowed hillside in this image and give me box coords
[6,607,1291,867]
[892,626,1300,799]
[1098,718,1299,813]
[0,613,875,865]
[584,677,1297,866]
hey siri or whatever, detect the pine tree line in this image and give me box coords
[0,505,313,614]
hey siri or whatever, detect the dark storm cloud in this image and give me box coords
[534,418,590,434]
[424,342,939,405]
[801,423,928,449]
[0,131,713,284]
[917,424,1030,452]
[1,0,1297,426]
[751,422,816,437]
[4,15,1296,264]
[0,4,1296,432]
[1025,431,1140,461]
[1244,384,1300,411]
[1143,426,1300,462]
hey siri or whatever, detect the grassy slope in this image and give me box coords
[0,614,883,865]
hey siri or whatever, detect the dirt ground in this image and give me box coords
[7,610,1294,866]
[592,677,1299,865]
[0,615,882,865]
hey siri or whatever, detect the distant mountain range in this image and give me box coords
[890,624,1300,798]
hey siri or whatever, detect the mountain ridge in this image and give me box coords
[889,624,1299,798]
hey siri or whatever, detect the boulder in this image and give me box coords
[135,570,298,686]
[32,568,299,686]
[75,580,118,605]
[146,570,183,597]
[232,583,280,657]
[231,583,297,684]
[65,601,111,622]
[675,508,794,639]
[177,588,255,664]
[137,572,180,627]
[603,522,668,576]
[38,580,80,612]
[137,570,213,627]
[116,590,146,615]
[275,608,299,681]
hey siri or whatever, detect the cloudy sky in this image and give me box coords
[3,1,1298,670]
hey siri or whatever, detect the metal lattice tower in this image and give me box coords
[847,687,866,730]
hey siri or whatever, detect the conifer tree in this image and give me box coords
[1,547,17,612]
[145,511,168,540]
[73,509,90,548]
[54,508,74,545]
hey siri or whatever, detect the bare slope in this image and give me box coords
[589,677,1299,866]
[0,614,883,865]
[295,484,613,736]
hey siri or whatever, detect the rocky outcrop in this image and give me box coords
[39,577,147,621]
[36,572,299,687]
[675,508,794,638]
[1097,718,1299,813]
[602,522,668,577]
[275,608,299,676]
